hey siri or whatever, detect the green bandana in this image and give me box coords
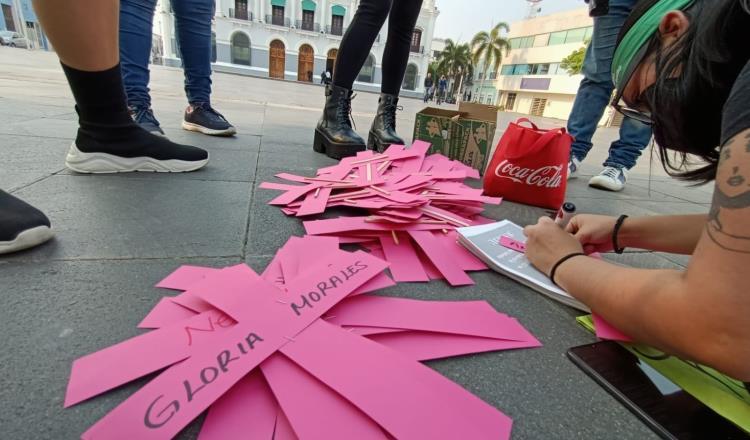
[611,0,694,93]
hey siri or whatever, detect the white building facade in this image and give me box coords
[470,8,620,125]
[155,0,439,97]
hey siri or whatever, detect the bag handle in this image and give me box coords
[514,118,539,131]
[505,128,565,159]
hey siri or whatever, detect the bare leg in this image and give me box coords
[32,0,118,71]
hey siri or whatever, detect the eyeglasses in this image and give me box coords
[611,82,655,126]
[612,100,653,125]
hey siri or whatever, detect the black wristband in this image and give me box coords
[549,252,586,286]
[612,215,629,254]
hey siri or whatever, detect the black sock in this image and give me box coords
[60,63,207,162]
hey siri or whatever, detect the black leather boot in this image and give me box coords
[313,84,366,160]
[368,93,405,153]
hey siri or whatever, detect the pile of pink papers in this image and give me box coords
[64,236,540,440]
[261,141,502,286]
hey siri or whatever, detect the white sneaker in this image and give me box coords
[588,166,628,191]
[567,157,581,180]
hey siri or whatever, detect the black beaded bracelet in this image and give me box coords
[612,214,629,254]
[549,252,586,286]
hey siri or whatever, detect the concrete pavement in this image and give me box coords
[0,47,713,439]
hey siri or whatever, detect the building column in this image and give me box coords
[254,0,260,21]
[215,0,223,17]
[289,0,296,25]
[159,0,175,58]
[260,0,266,22]
[319,0,327,30]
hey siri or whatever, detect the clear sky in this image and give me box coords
[433,0,583,43]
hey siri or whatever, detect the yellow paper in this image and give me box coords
[576,315,750,433]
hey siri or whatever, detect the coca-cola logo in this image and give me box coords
[493,159,564,188]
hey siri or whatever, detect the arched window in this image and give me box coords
[326,48,338,75]
[230,33,251,65]
[403,64,418,90]
[356,54,375,83]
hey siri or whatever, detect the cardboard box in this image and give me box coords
[412,107,460,157]
[412,102,497,174]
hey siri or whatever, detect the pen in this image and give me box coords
[554,202,576,229]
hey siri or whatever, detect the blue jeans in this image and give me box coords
[567,0,652,170]
[120,0,214,108]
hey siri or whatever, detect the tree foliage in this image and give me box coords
[470,22,510,79]
[433,39,474,95]
[560,45,586,75]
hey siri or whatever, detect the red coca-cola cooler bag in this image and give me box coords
[483,118,573,210]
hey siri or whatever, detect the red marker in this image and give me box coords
[554,202,577,229]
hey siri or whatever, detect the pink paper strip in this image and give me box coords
[262,353,388,440]
[65,308,234,408]
[408,230,474,286]
[328,297,530,341]
[155,265,219,291]
[197,370,278,440]
[274,406,300,440]
[81,252,387,439]
[138,297,197,329]
[296,187,332,217]
[281,320,513,440]
[499,235,526,253]
[369,330,541,361]
[593,314,633,342]
[378,232,429,282]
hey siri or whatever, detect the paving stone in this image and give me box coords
[5,175,251,261]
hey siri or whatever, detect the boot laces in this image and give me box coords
[383,102,403,130]
[336,92,356,129]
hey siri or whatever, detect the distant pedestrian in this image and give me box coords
[120,0,236,136]
[320,69,331,85]
[423,72,433,103]
[437,75,447,105]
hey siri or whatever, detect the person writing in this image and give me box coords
[524,0,750,381]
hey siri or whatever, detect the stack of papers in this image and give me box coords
[457,220,589,311]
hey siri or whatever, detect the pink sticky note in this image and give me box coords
[408,230,474,286]
[155,265,219,291]
[592,314,633,342]
[138,297,197,329]
[262,353,388,440]
[500,235,526,253]
[197,370,278,440]
[81,252,388,440]
[378,232,430,282]
[281,320,513,440]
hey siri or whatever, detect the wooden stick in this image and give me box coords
[366,163,372,182]
[350,155,388,165]
[369,185,391,195]
[314,187,321,198]
[376,160,391,173]
[391,230,400,245]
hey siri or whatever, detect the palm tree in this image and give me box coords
[435,39,473,101]
[470,22,510,102]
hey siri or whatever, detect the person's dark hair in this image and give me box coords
[619,0,750,183]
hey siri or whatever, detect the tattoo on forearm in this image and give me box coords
[706,134,750,253]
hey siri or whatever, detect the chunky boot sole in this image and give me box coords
[313,129,365,160]
[367,132,404,153]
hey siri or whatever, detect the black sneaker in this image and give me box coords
[182,102,236,136]
[0,191,53,254]
[129,106,165,136]
[65,124,209,173]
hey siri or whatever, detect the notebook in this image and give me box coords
[457,220,589,311]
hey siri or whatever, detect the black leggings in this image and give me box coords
[332,0,423,95]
